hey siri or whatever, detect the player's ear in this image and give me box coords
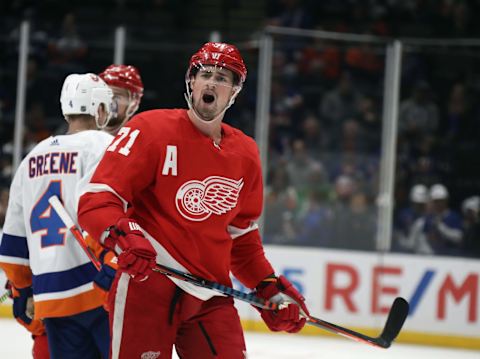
[96,103,107,127]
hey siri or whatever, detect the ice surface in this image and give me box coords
[0,318,478,358]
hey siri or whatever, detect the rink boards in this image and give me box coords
[234,245,480,350]
[1,246,479,350]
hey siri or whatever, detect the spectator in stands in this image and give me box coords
[296,188,332,247]
[25,102,51,144]
[348,191,376,251]
[0,80,10,123]
[344,35,383,91]
[294,157,331,218]
[269,79,305,154]
[263,161,298,244]
[266,0,313,29]
[48,12,87,75]
[329,175,357,250]
[334,119,369,154]
[407,139,441,188]
[444,82,472,144]
[435,0,473,38]
[271,79,304,116]
[299,113,329,157]
[6,22,49,70]
[326,150,377,199]
[393,184,429,252]
[286,138,324,189]
[410,183,463,255]
[398,81,440,139]
[297,36,341,86]
[0,155,12,185]
[319,72,361,130]
[272,50,298,80]
[356,95,381,153]
[422,184,463,256]
[461,196,480,258]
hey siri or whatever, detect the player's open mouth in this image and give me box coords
[202,93,215,104]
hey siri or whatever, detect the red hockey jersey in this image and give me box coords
[78,109,274,297]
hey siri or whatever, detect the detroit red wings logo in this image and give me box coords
[175,176,244,221]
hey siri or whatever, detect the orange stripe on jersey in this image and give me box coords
[35,287,104,319]
[0,262,32,289]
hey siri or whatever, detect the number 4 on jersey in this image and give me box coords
[107,127,140,156]
[30,180,67,247]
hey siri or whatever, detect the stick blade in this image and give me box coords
[379,297,409,347]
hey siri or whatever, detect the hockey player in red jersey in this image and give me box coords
[98,64,144,135]
[78,42,309,358]
[85,64,145,307]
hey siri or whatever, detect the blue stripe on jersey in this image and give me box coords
[0,233,29,259]
[32,262,98,295]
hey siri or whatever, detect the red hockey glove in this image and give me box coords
[102,218,156,282]
[32,333,50,359]
[255,275,309,333]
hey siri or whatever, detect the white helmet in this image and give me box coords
[60,73,114,129]
[429,184,449,200]
[410,184,428,203]
[462,196,480,215]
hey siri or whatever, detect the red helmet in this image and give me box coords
[99,65,144,98]
[188,42,247,85]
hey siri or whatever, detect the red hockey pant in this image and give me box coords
[108,272,246,359]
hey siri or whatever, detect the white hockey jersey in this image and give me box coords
[0,130,113,319]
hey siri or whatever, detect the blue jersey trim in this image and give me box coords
[0,233,29,259]
[33,262,98,295]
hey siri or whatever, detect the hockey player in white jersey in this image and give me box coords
[0,73,114,359]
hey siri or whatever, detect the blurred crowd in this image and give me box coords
[1,0,480,257]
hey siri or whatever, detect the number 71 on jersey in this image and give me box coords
[107,127,140,156]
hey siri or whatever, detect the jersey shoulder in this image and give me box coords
[127,108,187,141]
[26,136,56,155]
[75,130,114,144]
[29,131,113,151]
[225,124,260,163]
[60,130,114,154]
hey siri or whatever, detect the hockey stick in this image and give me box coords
[306,297,408,348]
[0,290,9,303]
[48,196,101,271]
[152,263,409,349]
[48,195,408,348]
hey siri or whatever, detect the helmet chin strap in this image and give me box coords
[125,91,140,120]
[184,79,242,129]
[105,92,139,134]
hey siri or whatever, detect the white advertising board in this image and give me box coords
[233,245,480,345]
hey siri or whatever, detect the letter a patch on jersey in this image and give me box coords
[175,176,244,221]
[162,145,177,176]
